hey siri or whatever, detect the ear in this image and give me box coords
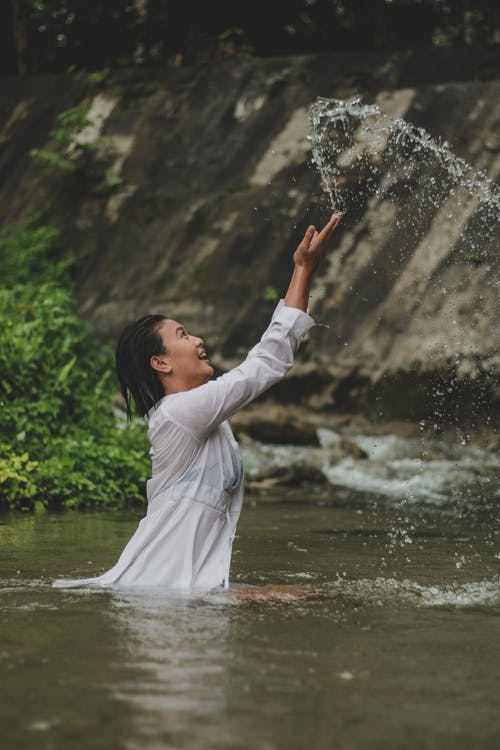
[150,356,172,374]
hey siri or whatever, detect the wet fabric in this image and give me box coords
[52,301,314,591]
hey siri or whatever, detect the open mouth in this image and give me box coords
[199,352,209,361]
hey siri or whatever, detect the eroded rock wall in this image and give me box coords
[0,47,498,424]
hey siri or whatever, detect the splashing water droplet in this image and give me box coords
[308,96,500,256]
[308,95,499,432]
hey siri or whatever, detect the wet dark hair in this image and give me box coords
[115,314,168,420]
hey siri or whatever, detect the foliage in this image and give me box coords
[215,27,254,60]
[87,68,111,87]
[461,250,484,266]
[263,285,279,303]
[30,104,119,193]
[0,218,149,512]
[265,73,288,94]
[2,1,499,76]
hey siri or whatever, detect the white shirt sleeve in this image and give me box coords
[159,300,315,441]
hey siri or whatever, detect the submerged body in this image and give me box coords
[53,301,314,591]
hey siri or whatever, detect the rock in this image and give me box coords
[1,48,499,425]
[232,411,319,446]
[245,463,328,490]
[339,439,368,460]
[322,440,368,464]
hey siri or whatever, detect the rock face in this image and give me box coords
[231,405,320,446]
[0,47,498,425]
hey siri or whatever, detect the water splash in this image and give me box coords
[241,431,499,509]
[309,96,500,262]
[309,96,500,210]
[326,575,500,609]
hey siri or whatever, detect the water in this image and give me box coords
[307,95,499,429]
[2,97,499,749]
[309,96,500,230]
[1,485,499,750]
[242,428,499,509]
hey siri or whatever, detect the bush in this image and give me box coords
[30,104,122,195]
[0,218,149,511]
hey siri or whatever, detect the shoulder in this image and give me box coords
[146,391,210,443]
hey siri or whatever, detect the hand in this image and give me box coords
[293,212,342,272]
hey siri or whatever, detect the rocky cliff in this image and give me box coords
[0,47,499,426]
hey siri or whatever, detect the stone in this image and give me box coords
[245,463,328,490]
[0,47,498,425]
[231,411,319,446]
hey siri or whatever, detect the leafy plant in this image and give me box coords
[263,285,279,303]
[30,104,116,191]
[87,68,111,87]
[216,27,254,60]
[0,218,149,512]
[265,73,287,93]
[461,250,484,265]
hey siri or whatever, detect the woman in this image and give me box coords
[53,213,342,591]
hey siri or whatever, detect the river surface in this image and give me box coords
[1,477,499,749]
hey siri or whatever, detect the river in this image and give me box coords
[1,433,499,749]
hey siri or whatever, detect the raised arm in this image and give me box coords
[160,213,343,440]
[285,212,343,311]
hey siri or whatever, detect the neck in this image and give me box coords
[161,374,209,396]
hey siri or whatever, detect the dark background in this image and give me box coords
[2,0,499,77]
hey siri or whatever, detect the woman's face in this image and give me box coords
[155,319,214,389]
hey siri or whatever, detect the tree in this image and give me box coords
[11,0,30,75]
[0,0,498,77]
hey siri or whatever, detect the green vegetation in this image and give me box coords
[2,1,499,77]
[30,105,95,174]
[461,250,484,265]
[87,68,111,87]
[265,73,288,94]
[263,285,279,303]
[30,104,121,194]
[0,218,149,512]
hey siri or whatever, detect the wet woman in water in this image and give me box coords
[53,212,342,592]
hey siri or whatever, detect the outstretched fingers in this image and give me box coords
[301,214,339,249]
[300,225,317,249]
[312,212,342,247]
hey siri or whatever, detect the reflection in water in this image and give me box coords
[108,588,235,745]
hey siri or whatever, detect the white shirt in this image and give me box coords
[53,300,314,591]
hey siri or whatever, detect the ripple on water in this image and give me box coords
[326,576,500,609]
